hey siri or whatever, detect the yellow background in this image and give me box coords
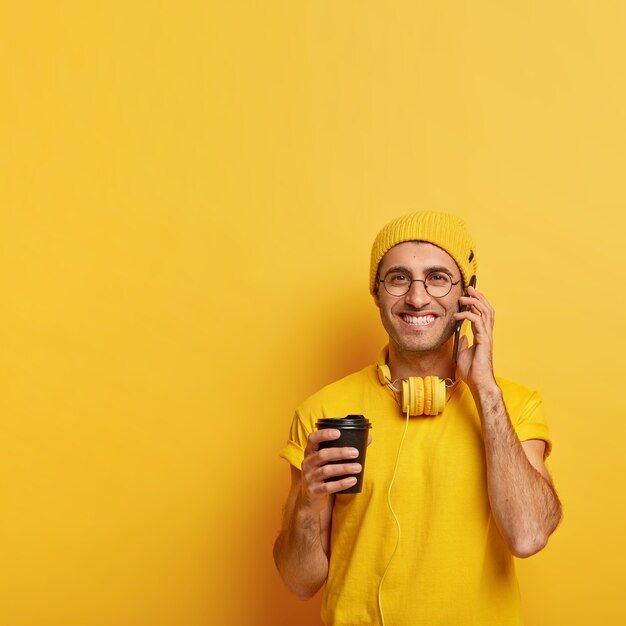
[1,2,625,624]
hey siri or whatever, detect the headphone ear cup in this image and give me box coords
[401,379,411,415]
[400,376,446,416]
[433,377,446,414]
[402,376,423,415]
[402,377,426,416]
[414,377,424,416]
[378,354,448,417]
[378,362,392,385]
[424,377,432,415]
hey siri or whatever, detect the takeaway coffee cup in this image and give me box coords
[316,415,372,494]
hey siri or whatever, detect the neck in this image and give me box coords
[387,339,456,381]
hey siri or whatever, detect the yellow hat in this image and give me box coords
[369,211,477,293]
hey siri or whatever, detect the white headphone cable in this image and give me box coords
[377,405,411,626]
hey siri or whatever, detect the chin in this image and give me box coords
[396,331,455,355]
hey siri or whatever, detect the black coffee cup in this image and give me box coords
[316,415,372,494]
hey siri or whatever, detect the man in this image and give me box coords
[273,211,561,625]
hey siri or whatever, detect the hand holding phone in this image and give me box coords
[452,275,477,364]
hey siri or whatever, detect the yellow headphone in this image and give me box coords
[376,348,447,416]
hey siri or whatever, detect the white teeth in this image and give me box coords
[403,314,435,325]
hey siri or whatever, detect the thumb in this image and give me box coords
[455,335,470,378]
[458,334,469,354]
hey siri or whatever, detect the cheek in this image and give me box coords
[438,296,461,317]
[449,289,463,312]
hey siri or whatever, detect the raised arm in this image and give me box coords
[472,385,562,556]
[273,428,363,599]
[454,286,562,557]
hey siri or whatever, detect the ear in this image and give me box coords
[372,283,381,308]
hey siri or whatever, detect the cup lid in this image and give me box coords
[316,415,372,429]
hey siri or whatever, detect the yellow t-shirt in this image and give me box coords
[280,363,551,626]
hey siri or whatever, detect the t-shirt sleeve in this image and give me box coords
[510,389,552,458]
[279,409,312,470]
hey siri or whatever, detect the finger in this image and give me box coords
[456,333,469,357]
[305,428,341,453]
[453,311,490,343]
[466,286,494,317]
[453,310,485,326]
[467,285,487,300]
[458,294,488,315]
[465,311,489,333]
[317,462,362,481]
[316,446,360,464]
[303,461,362,496]
[314,475,359,495]
[459,302,489,323]
[458,296,484,318]
[302,445,359,473]
[455,301,490,325]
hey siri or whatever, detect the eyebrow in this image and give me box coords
[382,264,457,278]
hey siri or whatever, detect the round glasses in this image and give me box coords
[378,270,460,298]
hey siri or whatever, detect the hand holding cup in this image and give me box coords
[300,417,371,513]
[316,415,372,494]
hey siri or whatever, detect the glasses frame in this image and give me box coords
[377,270,461,298]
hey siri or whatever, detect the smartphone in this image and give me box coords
[452,275,477,364]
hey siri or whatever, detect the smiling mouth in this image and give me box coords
[400,313,436,326]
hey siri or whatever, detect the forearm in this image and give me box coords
[475,383,562,557]
[273,495,329,600]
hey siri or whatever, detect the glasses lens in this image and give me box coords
[424,272,453,297]
[383,271,411,296]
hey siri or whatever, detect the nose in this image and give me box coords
[404,280,432,308]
